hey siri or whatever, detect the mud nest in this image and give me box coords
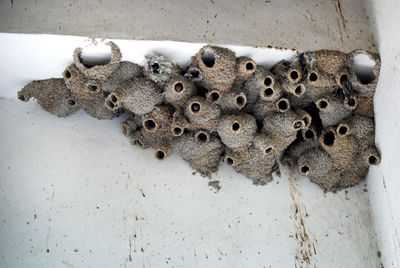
[18,42,381,192]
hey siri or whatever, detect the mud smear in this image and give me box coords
[129,235,133,262]
[208,180,221,192]
[333,0,347,43]
[289,173,318,267]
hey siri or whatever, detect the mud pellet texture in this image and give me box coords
[17,43,380,192]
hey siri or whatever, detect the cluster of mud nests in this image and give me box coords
[18,42,381,191]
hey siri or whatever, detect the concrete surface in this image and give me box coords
[364,0,400,267]
[0,0,376,52]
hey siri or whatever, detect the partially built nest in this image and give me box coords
[18,43,381,192]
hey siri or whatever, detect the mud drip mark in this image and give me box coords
[133,182,147,267]
[129,235,133,262]
[333,0,347,43]
[45,189,55,254]
[289,175,318,267]
[208,180,221,192]
[122,173,148,267]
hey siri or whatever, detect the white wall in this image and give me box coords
[364,0,400,267]
[0,33,382,268]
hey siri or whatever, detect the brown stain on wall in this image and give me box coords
[123,178,148,267]
[289,175,318,267]
[336,0,346,29]
[332,0,347,43]
[129,235,133,262]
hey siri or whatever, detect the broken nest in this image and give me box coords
[17,42,381,192]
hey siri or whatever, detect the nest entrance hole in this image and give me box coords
[246,62,254,70]
[236,95,246,107]
[144,119,156,131]
[231,122,241,132]
[309,72,318,82]
[354,53,376,85]
[156,150,165,160]
[80,44,112,67]
[202,50,215,68]
[300,165,310,175]
[196,132,209,144]
[226,157,234,166]
[290,70,299,81]
[278,99,289,111]
[174,82,184,93]
[191,102,201,113]
[368,155,378,165]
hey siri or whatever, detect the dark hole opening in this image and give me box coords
[202,50,215,68]
[18,94,25,101]
[236,96,245,106]
[264,77,272,86]
[348,98,356,107]
[110,94,118,103]
[156,151,165,159]
[226,157,234,166]
[151,63,160,73]
[303,117,309,126]
[210,92,220,102]
[65,70,72,79]
[246,62,254,70]
[88,84,97,92]
[340,74,348,85]
[323,131,335,146]
[190,69,200,78]
[295,85,303,95]
[293,121,302,129]
[144,119,156,130]
[305,130,314,139]
[278,100,288,110]
[290,70,299,80]
[68,99,76,106]
[265,147,272,154]
[339,126,348,135]
[191,102,201,113]
[232,122,240,132]
[173,127,182,135]
[197,132,208,143]
[319,100,328,109]
[174,82,184,93]
[309,72,318,82]
[301,166,310,174]
[358,74,375,85]
[368,155,378,165]
[264,88,274,97]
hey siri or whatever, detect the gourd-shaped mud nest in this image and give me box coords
[18,42,381,191]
